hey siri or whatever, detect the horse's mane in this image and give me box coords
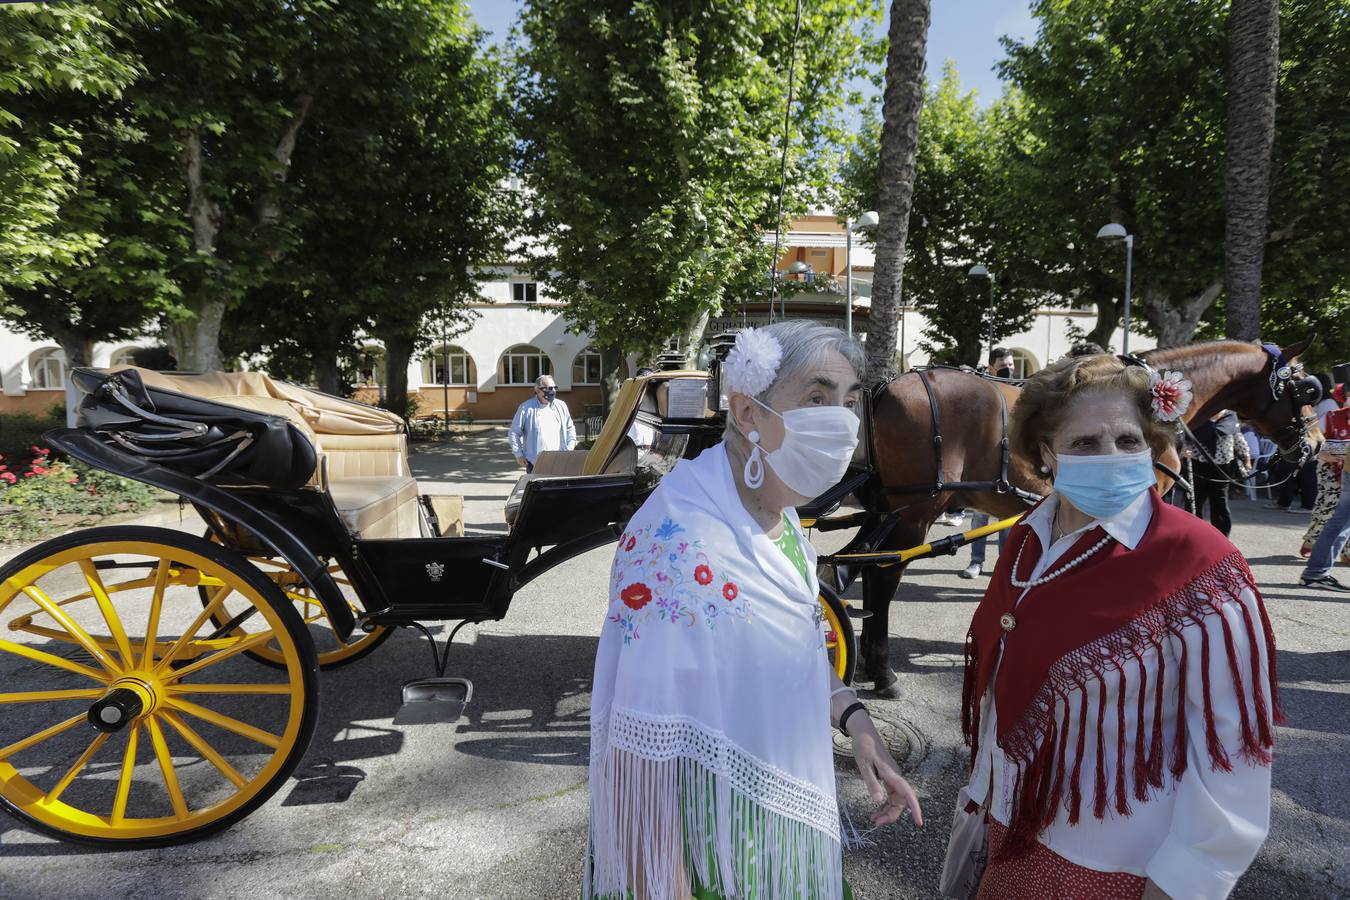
[1139,340,1263,373]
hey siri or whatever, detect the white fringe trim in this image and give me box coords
[586,706,842,900]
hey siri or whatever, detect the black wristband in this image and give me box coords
[837,700,867,737]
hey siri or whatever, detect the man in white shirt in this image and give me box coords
[508,374,576,472]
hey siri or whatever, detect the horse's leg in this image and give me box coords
[860,521,929,698]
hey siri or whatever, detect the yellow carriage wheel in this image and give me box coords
[200,532,390,670]
[0,526,318,847]
[819,584,857,685]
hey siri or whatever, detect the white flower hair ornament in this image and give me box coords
[1149,369,1193,422]
[723,328,783,398]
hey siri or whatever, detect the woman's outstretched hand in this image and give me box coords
[849,716,923,827]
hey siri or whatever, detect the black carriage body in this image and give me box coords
[51,366,727,634]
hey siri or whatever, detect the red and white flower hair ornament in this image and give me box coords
[723,328,782,397]
[1149,369,1193,422]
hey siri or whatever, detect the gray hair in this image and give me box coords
[722,319,865,441]
[535,374,555,388]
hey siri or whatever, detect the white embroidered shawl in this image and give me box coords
[586,443,840,900]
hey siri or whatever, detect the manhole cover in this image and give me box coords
[833,706,928,770]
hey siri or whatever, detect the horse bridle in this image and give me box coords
[1251,342,1322,464]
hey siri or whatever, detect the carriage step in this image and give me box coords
[393,677,473,725]
[846,606,873,620]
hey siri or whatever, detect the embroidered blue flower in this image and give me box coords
[654,518,685,540]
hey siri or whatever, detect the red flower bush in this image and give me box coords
[621,582,652,610]
[694,564,713,585]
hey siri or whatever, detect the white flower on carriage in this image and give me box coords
[1149,369,1193,422]
[723,328,782,398]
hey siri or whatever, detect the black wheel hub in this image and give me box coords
[88,686,145,733]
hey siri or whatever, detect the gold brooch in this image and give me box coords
[999,613,1016,632]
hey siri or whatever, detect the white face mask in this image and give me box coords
[742,397,860,498]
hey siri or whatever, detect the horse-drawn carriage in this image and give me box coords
[0,363,893,847]
[0,335,1320,848]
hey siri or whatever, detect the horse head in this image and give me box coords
[1231,335,1325,463]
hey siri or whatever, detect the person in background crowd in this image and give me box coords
[954,354,1277,899]
[1300,377,1348,560]
[1265,453,1317,512]
[1185,409,1251,537]
[508,374,576,473]
[987,348,1015,379]
[1300,381,1350,592]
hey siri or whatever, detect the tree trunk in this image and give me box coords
[1223,0,1280,341]
[865,0,931,386]
[1087,297,1122,351]
[1143,279,1224,347]
[600,346,627,415]
[682,307,711,367]
[382,333,414,417]
[50,329,93,370]
[168,300,227,372]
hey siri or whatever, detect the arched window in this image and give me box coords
[109,347,139,368]
[1008,348,1040,379]
[355,346,386,386]
[572,347,603,385]
[498,344,551,386]
[29,348,66,389]
[421,345,476,386]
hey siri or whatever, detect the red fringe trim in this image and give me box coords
[966,551,1279,862]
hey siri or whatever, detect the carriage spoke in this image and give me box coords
[0,688,104,704]
[163,629,279,682]
[0,638,110,683]
[159,710,248,790]
[154,584,235,672]
[79,560,136,669]
[0,713,87,761]
[141,559,171,668]
[170,683,292,695]
[110,724,140,825]
[47,732,111,804]
[145,716,189,819]
[166,698,282,749]
[20,586,121,674]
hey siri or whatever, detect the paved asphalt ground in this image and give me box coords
[1,428,1346,899]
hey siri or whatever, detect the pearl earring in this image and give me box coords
[1039,463,1051,475]
[744,431,765,488]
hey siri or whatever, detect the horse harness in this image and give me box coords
[873,366,1041,504]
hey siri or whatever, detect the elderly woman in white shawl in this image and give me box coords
[586,321,923,900]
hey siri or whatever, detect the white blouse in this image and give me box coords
[965,493,1272,899]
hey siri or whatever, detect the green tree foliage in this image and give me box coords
[515,0,881,395]
[840,66,1044,365]
[999,0,1349,348]
[222,0,513,401]
[0,2,180,366]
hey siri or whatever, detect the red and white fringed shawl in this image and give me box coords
[962,490,1282,860]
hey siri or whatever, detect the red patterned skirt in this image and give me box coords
[975,820,1147,900]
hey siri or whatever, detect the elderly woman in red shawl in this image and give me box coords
[950,354,1279,900]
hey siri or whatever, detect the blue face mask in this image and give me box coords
[1052,450,1155,520]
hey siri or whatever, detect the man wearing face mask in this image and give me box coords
[585,322,922,900]
[508,374,576,473]
[949,355,1277,900]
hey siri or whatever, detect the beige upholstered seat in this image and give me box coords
[110,366,424,539]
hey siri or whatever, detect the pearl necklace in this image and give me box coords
[1008,530,1113,588]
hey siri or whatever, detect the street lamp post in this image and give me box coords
[844,210,878,337]
[1096,223,1134,355]
[968,264,995,359]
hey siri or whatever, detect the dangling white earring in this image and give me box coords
[744,430,765,489]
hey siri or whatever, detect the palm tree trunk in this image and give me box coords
[1223,0,1280,341]
[865,0,931,385]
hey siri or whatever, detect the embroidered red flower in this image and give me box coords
[625,536,636,551]
[722,582,738,601]
[694,564,713,585]
[620,582,652,610]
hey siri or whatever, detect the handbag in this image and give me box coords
[938,786,989,900]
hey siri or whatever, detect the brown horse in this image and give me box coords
[855,337,1321,697]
